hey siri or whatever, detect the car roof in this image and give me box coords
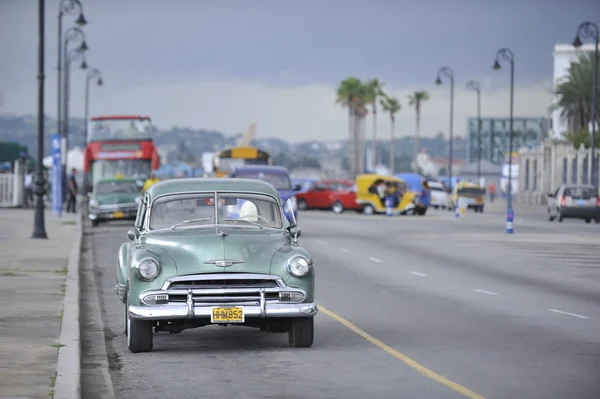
[231,165,290,175]
[146,178,280,200]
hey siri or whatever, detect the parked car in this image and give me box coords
[295,179,361,213]
[291,178,317,193]
[395,173,430,215]
[117,178,317,353]
[228,165,302,219]
[427,181,449,209]
[547,184,600,223]
[88,178,141,227]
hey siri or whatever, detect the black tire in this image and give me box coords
[363,204,375,215]
[127,305,153,353]
[558,211,564,222]
[585,218,591,223]
[91,219,99,227]
[288,317,314,348]
[332,201,344,214]
[418,207,427,216]
[298,200,307,210]
[479,207,484,214]
[124,304,128,336]
[433,205,439,209]
[595,217,600,224]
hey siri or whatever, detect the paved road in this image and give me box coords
[85,207,600,399]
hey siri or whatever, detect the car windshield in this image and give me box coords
[96,181,139,195]
[88,118,151,142]
[234,171,291,190]
[457,187,484,196]
[149,192,283,230]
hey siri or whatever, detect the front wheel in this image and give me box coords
[297,200,307,210]
[332,201,344,214]
[288,317,314,348]
[91,219,99,227]
[127,305,153,353]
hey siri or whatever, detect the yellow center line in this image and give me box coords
[319,306,487,399]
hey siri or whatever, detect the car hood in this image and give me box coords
[139,228,288,276]
[94,192,138,205]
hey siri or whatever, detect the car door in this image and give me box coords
[308,182,329,208]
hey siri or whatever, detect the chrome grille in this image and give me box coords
[169,278,280,290]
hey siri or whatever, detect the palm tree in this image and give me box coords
[365,79,385,170]
[554,53,600,133]
[407,91,430,170]
[336,77,369,176]
[380,95,401,173]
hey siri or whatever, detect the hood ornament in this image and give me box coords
[204,259,245,267]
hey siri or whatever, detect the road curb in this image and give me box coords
[53,212,83,399]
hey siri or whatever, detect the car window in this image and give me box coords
[430,185,444,192]
[135,195,147,229]
[149,192,282,230]
[328,183,343,191]
[312,183,327,192]
[457,187,484,196]
[564,186,597,199]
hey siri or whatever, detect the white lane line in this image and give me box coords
[409,271,427,277]
[369,257,383,263]
[315,239,326,245]
[341,248,350,253]
[548,309,590,320]
[473,289,499,296]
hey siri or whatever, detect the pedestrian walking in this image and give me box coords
[23,171,33,208]
[65,168,78,213]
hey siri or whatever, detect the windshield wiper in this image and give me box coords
[222,219,264,229]
[170,218,213,230]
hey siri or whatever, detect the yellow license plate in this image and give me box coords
[112,211,125,218]
[211,307,244,323]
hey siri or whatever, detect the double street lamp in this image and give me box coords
[57,0,86,198]
[573,22,599,187]
[62,26,88,199]
[83,68,103,195]
[466,80,482,185]
[435,66,455,190]
[492,48,515,234]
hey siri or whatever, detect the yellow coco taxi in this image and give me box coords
[448,181,485,213]
[355,174,417,215]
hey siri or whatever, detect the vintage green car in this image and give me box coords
[88,178,142,227]
[116,178,317,353]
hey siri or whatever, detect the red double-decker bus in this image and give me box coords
[83,115,160,193]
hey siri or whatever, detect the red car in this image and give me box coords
[296,180,361,213]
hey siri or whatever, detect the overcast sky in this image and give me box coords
[1,0,599,142]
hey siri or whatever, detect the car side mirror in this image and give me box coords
[127,228,140,241]
[294,184,302,191]
[289,226,302,244]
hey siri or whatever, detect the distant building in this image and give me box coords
[466,117,549,165]
[552,43,596,138]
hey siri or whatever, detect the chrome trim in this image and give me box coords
[135,257,161,282]
[160,273,285,290]
[186,289,194,318]
[204,259,245,267]
[286,255,313,278]
[129,302,318,320]
[259,288,266,317]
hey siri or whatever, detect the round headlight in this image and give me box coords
[287,255,311,277]
[137,259,160,281]
[89,198,98,207]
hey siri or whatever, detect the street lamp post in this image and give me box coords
[435,66,455,190]
[493,48,515,234]
[32,0,48,239]
[57,0,86,197]
[62,27,88,200]
[83,68,103,195]
[466,80,482,185]
[573,22,599,187]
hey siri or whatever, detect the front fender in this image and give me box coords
[270,244,315,303]
[116,242,130,303]
[128,246,178,307]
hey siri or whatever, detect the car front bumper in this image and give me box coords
[128,301,318,320]
[560,206,599,218]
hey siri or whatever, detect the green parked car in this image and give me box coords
[116,178,317,353]
[88,178,142,227]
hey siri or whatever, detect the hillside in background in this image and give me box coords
[0,114,468,172]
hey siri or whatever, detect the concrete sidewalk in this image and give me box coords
[0,208,81,399]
